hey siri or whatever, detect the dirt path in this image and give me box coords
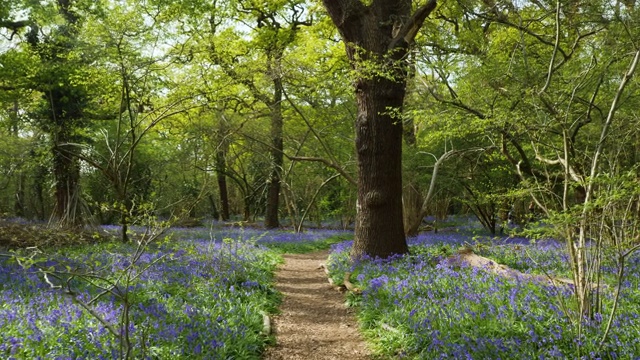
[262,250,371,360]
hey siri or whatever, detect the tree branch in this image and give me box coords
[532,142,583,183]
[0,20,32,40]
[418,148,483,216]
[539,0,560,94]
[501,131,536,179]
[321,0,365,32]
[287,155,356,186]
[583,48,640,204]
[389,0,438,50]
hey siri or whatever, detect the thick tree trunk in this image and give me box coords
[351,77,409,258]
[322,0,437,258]
[48,82,85,228]
[36,0,85,228]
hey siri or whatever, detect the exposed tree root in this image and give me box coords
[343,272,362,294]
[319,263,361,294]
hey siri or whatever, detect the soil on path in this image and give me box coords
[262,250,371,360]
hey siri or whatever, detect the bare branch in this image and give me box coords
[282,87,353,181]
[419,148,483,214]
[539,0,560,94]
[287,155,356,186]
[532,142,583,183]
[583,48,640,204]
[297,173,341,232]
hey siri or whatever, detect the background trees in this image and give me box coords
[413,0,640,318]
[1,0,639,267]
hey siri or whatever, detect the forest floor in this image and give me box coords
[262,250,372,360]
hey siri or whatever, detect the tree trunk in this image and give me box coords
[33,162,48,221]
[10,100,25,218]
[243,191,252,222]
[323,0,437,258]
[351,76,408,258]
[403,186,424,237]
[52,139,82,228]
[264,66,284,229]
[402,99,423,237]
[35,0,86,229]
[216,153,230,221]
[208,194,220,220]
[14,173,26,218]
[216,117,230,221]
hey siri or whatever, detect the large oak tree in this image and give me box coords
[322,0,437,258]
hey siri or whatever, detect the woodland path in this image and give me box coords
[262,250,371,360]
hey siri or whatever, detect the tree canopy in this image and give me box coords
[1,0,639,259]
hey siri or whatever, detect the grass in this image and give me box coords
[168,224,354,254]
[327,231,640,359]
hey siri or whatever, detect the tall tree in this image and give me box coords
[322,0,437,258]
[235,1,310,229]
[28,0,89,227]
[215,114,231,221]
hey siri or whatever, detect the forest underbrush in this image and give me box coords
[327,230,640,359]
[2,219,639,359]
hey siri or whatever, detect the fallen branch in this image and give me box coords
[444,248,602,290]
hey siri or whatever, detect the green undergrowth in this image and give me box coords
[1,233,284,359]
[263,233,354,254]
[327,239,640,359]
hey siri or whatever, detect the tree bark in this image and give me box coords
[35,0,86,228]
[10,100,26,218]
[32,162,48,221]
[352,76,408,257]
[323,0,437,258]
[403,185,423,237]
[402,75,423,237]
[52,138,82,227]
[216,120,230,221]
[216,154,230,221]
[264,61,284,229]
